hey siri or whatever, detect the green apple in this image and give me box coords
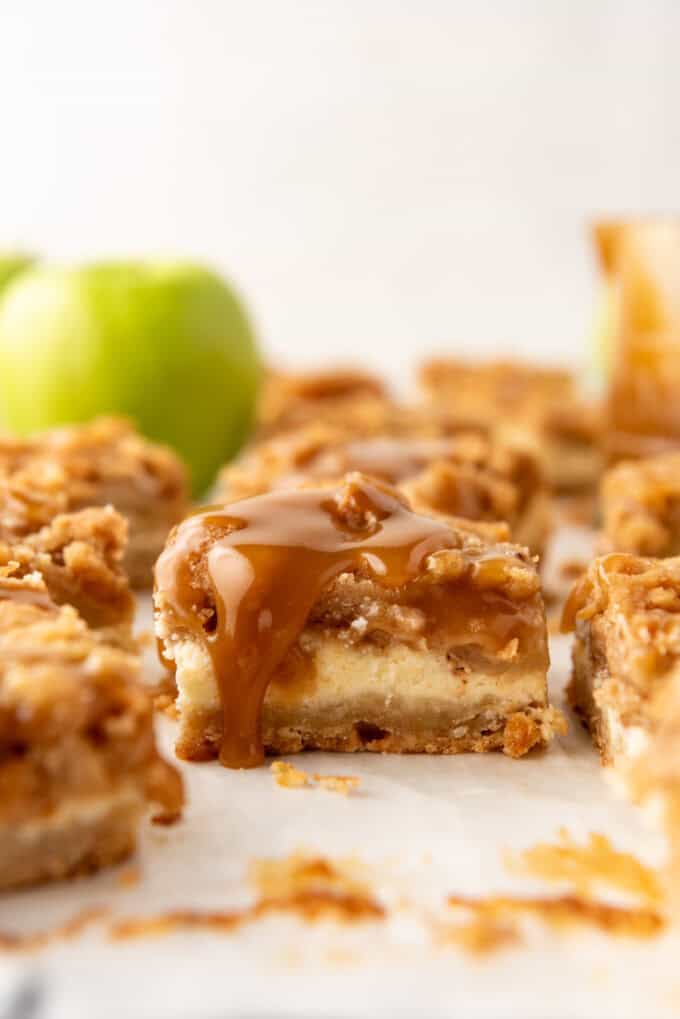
[0,261,262,495]
[0,253,35,295]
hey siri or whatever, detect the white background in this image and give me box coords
[1,1,679,376]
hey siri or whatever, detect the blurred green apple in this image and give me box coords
[0,261,262,495]
[0,253,35,295]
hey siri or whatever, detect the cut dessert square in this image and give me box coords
[155,473,558,769]
[563,549,680,901]
[563,553,680,766]
[418,357,602,493]
[0,564,183,891]
[217,424,551,558]
[0,417,189,587]
[600,452,680,558]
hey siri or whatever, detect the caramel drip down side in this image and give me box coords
[156,478,492,769]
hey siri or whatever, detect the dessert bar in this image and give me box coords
[0,561,183,891]
[155,473,558,769]
[563,553,680,767]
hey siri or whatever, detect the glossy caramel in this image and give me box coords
[155,476,537,769]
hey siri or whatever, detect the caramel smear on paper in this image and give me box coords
[271,761,361,795]
[508,830,663,904]
[446,894,663,941]
[110,852,384,941]
[0,906,108,952]
[438,831,666,957]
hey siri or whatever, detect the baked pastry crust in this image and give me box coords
[419,358,602,493]
[0,417,189,587]
[600,453,680,558]
[0,565,183,891]
[217,424,551,558]
[155,473,558,768]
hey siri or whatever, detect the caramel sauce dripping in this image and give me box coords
[156,476,498,769]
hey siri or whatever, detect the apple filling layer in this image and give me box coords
[155,474,558,768]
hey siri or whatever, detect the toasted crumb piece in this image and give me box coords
[271,761,310,788]
[271,761,361,794]
[313,774,361,795]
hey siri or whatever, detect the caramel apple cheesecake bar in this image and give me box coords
[562,553,680,767]
[0,417,189,587]
[419,357,602,493]
[563,551,680,898]
[217,424,551,558]
[0,563,183,891]
[155,473,559,769]
[600,453,680,558]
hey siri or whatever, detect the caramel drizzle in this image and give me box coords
[157,478,472,768]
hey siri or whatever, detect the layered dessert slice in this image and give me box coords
[600,452,680,558]
[562,553,680,765]
[419,357,602,493]
[0,564,183,891]
[563,550,680,902]
[155,473,558,769]
[217,424,551,558]
[0,417,189,587]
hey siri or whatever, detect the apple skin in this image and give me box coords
[0,254,35,295]
[0,261,262,495]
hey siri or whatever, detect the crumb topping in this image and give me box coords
[602,452,680,557]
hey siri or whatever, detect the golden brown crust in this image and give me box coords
[0,417,189,587]
[175,704,561,762]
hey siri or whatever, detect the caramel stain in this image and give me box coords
[508,830,663,904]
[0,906,108,952]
